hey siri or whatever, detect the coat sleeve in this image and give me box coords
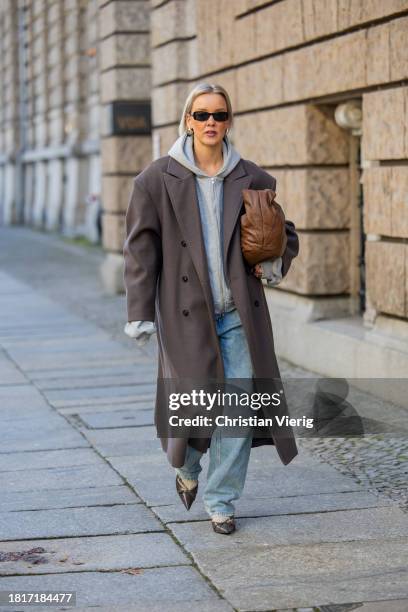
[123,177,162,322]
[265,174,299,279]
[281,219,299,279]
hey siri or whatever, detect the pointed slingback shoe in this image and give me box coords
[175,474,198,510]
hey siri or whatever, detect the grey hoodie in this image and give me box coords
[168,132,241,315]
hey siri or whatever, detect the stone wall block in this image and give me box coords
[99,1,149,39]
[255,0,304,58]
[102,175,135,213]
[274,168,350,229]
[215,70,237,112]
[101,137,152,174]
[366,22,390,86]
[100,68,151,103]
[155,126,179,158]
[283,30,366,102]
[362,87,407,160]
[195,0,229,73]
[364,166,408,239]
[152,82,191,126]
[363,167,393,236]
[152,41,190,86]
[48,108,65,144]
[390,16,408,81]
[338,0,408,29]
[102,212,125,252]
[279,231,350,294]
[216,1,236,69]
[302,0,338,39]
[306,105,350,164]
[100,33,150,71]
[231,11,256,64]
[391,166,408,239]
[365,241,406,317]
[151,0,194,48]
[234,104,348,165]
[235,56,283,112]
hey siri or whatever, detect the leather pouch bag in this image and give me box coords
[240,188,288,266]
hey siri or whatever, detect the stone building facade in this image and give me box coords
[1,0,408,379]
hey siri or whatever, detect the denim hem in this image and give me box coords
[210,513,234,522]
[175,469,200,482]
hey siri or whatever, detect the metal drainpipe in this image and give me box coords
[15,0,29,224]
[334,101,363,316]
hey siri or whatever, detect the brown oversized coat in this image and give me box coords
[123,154,300,468]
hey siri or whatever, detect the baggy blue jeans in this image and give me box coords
[175,307,254,519]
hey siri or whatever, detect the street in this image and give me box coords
[0,226,407,611]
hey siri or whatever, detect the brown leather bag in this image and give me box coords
[240,188,288,266]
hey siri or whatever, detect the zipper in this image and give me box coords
[212,177,225,313]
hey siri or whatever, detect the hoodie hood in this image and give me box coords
[167,132,241,179]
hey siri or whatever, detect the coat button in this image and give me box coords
[254,300,260,307]
[182,309,189,316]
[181,240,187,247]
[182,275,188,282]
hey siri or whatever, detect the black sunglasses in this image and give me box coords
[190,111,229,122]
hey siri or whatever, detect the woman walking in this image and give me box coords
[123,82,299,535]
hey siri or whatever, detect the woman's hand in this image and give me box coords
[251,258,284,286]
[252,263,263,279]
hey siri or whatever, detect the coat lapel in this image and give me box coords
[222,162,253,270]
[163,156,253,307]
[163,158,214,311]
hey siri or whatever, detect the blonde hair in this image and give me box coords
[178,82,234,137]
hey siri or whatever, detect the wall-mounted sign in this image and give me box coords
[109,101,151,135]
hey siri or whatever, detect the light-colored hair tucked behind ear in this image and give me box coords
[178,82,234,137]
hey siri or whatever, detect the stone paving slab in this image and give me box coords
[152,490,392,523]
[0,448,104,472]
[0,566,223,610]
[0,383,48,405]
[0,293,72,315]
[0,532,190,575]
[105,455,175,506]
[225,571,408,611]
[107,450,365,507]
[0,272,30,293]
[83,425,161,457]
[0,353,27,385]
[60,603,234,612]
[162,536,408,610]
[22,355,150,372]
[0,406,55,421]
[0,427,89,453]
[0,385,63,421]
[34,373,156,391]
[58,400,154,416]
[2,231,408,611]
[27,363,153,381]
[0,317,97,330]
[243,461,364,498]
[0,326,106,343]
[0,463,123,493]
[1,414,75,434]
[0,334,116,352]
[312,601,408,612]
[0,485,139,512]
[77,408,154,429]
[42,384,155,408]
[170,506,408,549]
[0,503,162,540]
[3,351,142,372]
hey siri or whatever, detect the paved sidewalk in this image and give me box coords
[0,226,408,611]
